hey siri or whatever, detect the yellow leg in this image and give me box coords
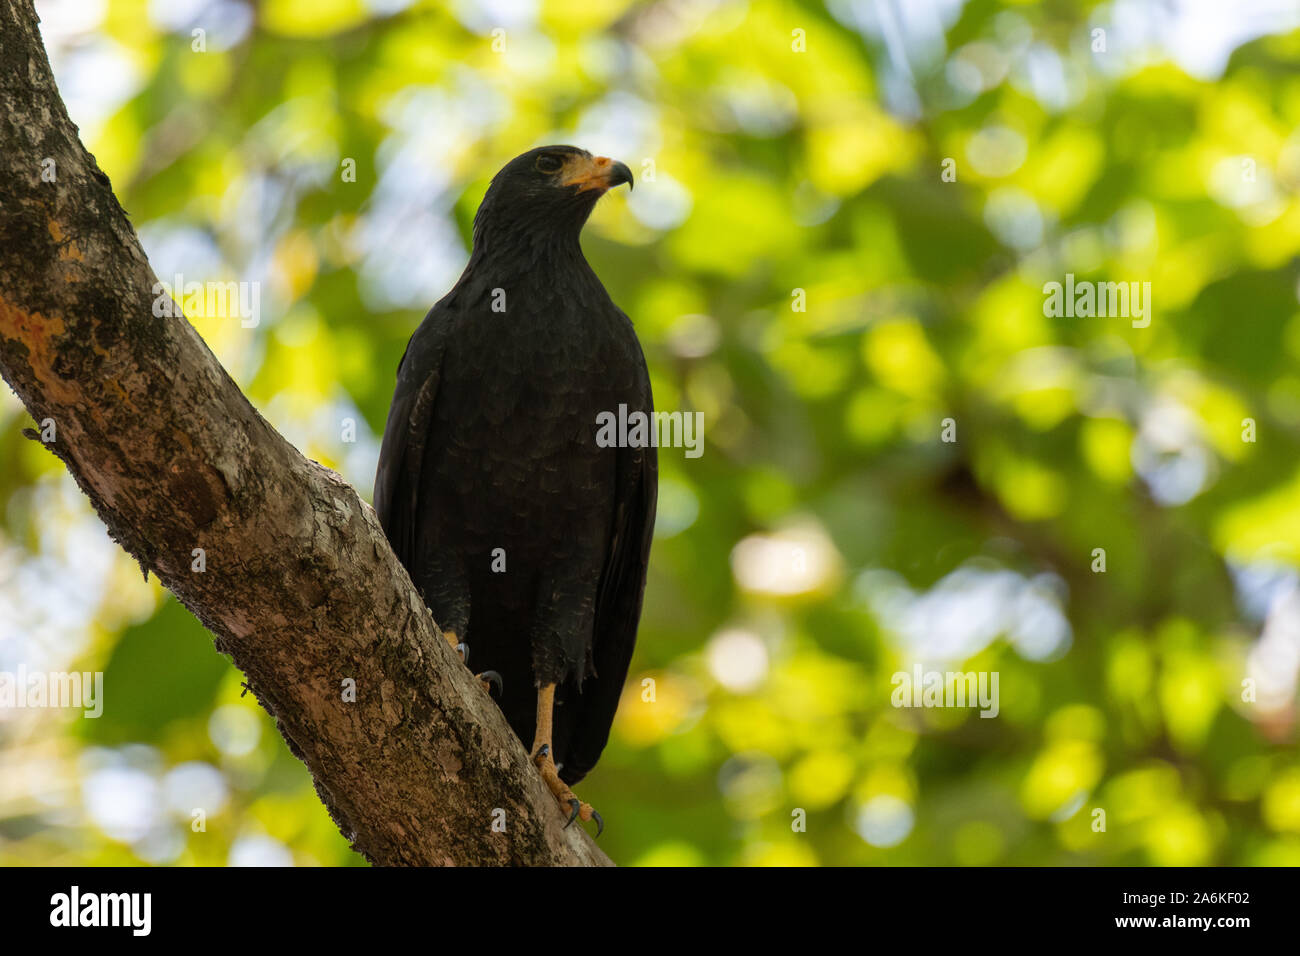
[531,683,602,835]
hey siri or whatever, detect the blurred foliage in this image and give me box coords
[4,0,1300,866]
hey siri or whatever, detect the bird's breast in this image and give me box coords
[425,287,646,552]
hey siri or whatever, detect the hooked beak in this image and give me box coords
[561,155,634,193]
[607,159,634,191]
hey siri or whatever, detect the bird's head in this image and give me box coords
[471,146,633,255]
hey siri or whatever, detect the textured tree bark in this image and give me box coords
[0,0,611,867]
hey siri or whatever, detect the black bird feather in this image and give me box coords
[374,146,656,786]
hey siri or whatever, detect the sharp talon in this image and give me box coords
[478,670,503,695]
[563,798,580,829]
[455,642,469,664]
[591,809,604,838]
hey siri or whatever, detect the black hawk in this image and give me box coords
[374,146,656,834]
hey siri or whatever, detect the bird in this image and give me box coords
[373,145,657,836]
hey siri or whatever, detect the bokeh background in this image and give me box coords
[4,0,1300,866]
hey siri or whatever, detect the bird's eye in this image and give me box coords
[535,154,563,174]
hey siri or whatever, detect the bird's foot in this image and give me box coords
[443,632,503,697]
[533,743,603,837]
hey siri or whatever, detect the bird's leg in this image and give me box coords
[442,630,502,697]
[531,683,603,836]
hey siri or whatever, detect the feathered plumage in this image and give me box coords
[374,146,655,789]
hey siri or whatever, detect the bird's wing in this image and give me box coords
[560,413,658,786]
[373,311,447,570]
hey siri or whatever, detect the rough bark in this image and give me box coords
[0,0,611,867]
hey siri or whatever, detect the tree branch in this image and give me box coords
[0,0,611,867]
